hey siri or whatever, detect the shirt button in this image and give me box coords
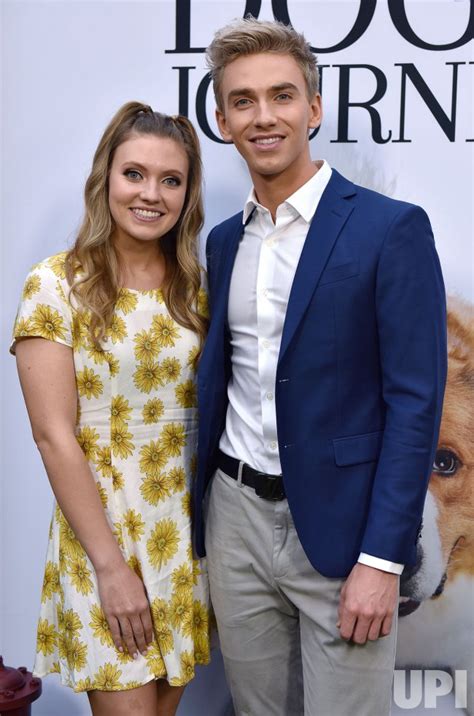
[265,238,275,247]
[262,288,269,298]
[262,339,270,349]
[266,392,274,401]
[270,441,277,450]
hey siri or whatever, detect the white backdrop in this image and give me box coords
[1,1,473,715]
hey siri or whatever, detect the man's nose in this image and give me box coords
[254,101,277,127]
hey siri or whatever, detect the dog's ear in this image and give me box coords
[447,296,474,368]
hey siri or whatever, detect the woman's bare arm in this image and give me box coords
[15,337,153,656]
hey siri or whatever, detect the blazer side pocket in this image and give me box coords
[333,430,383,466]
[319,260,359,286]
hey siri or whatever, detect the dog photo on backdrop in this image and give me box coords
[397,297,474,714]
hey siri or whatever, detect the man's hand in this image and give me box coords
[337,563,399,644]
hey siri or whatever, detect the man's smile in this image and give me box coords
[249,134,285,150]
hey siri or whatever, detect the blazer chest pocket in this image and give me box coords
[333,430,383,466]
[319,260,359,286]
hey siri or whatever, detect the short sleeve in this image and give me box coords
[10,254,73,354]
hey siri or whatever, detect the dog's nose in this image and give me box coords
[400,543,423,583]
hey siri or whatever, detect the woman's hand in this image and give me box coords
[96,559,154,658]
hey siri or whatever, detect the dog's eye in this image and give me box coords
[433,449,460,476]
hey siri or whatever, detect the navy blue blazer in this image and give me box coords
[194,169,447,578]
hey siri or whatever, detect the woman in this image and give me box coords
[11,102,211,716]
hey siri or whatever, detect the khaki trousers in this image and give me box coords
[205,468,398,716]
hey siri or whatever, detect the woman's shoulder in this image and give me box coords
[28,251,69,281]
[19,251,76,311]
[23,250,84,297]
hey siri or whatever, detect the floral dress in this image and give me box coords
[11,252,211,692]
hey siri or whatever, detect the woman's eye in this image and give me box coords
[124,169,142,180]
[433,449,460,476]
[163,177,181,187]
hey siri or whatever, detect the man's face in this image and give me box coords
[216,52,322,183]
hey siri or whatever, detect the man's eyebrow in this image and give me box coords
[227,87,255,101]
[269,82,300,94]
[227,82,300,101]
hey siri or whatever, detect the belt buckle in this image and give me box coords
[255,473,285,501]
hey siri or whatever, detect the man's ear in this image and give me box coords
[216,108,234,144]
[308,93,323,130]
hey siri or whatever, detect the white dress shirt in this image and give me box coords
[219,160,403,576]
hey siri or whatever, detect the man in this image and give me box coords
[194,18,447,716]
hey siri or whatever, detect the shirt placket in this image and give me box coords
[255,207,292,474]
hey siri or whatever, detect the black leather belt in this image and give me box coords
[217,450,286,501]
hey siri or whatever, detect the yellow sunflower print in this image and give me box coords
[12,256,211,691]
[152,315,181,348]
[140,472,172,506]
[133,329,160,362]
[170,591,193,635]
[106,315,127,344]
[160,423,186,458]
[22,273,41,300]
[30,304,67,342]
[116,289,138,315]
[171,564,194,596]
[147,519,180,569]
[41,561,61,603]
[111,425,135,459]
[139,440,168,477]
[111,467,125,491]
[47,252,67,278]
[13,316,33,337]
[95,446,113,477]
[37,618,58,656]
[76,425,100,460]
[76,367,103,400]
[145,643,167,677]
[161,357,181,383]
[175,379,197,408]
[168,466,186,493]
[123,509,145,542]
[133,360,165,393]
[93,663,123,690]
[57,607,83,641]
[110,395,132,429]
[68,557,94,596]
[142,397,164,425]
[89,604,114,647]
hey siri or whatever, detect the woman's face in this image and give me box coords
[108,133,189,248]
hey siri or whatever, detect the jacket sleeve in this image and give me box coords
[360,204,447,565]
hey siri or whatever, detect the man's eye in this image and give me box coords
[235,98,250,107]
[163,177,181,187]
[276,93,291,101]
[433,449,460,476]
[124,170,142,180]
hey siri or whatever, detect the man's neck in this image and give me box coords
[251,159,321,222]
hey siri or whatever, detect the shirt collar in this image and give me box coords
[243,160,332,224]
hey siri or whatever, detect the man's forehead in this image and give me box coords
[221,53,306,94]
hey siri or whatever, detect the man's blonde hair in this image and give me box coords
[206,18,319,111]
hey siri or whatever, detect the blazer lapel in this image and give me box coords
[210,214,246,332]
[278,172,356,364]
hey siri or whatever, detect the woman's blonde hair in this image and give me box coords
[206,18,319,111]
[65,101,207,357]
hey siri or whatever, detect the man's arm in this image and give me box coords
[338,204,447,643]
